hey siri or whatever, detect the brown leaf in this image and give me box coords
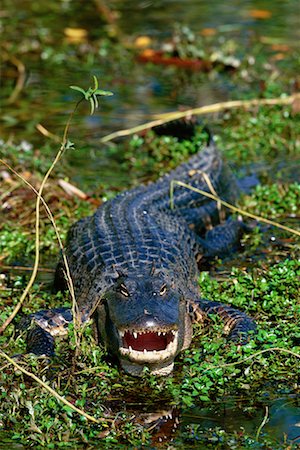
[58,179,88,200]
[139,48,156,58]
[97,429,110,439]
[200,28,217,37]
[291,93,300,114]
[271,53,286,61]
[270,44,290,52]
[137,50,212,71]
[249,9,272,19]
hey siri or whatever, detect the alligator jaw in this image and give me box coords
[118,328,178,364]
[120,358,175,376]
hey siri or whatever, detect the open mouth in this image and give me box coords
[121,329,176,351]
[118,328,178,363]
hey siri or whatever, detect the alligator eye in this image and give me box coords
[159,284,167,296]
[119,283,129,297]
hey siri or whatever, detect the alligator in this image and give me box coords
[22,122,256,376]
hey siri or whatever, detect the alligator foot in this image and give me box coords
[18,307,73,356]
[192,299,256,344]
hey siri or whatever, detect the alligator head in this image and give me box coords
[96,268,193,376]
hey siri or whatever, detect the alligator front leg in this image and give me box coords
[190,299,256,343]
[19,308,73,356]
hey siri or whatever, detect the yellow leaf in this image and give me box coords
[134,36,152,48]
[64,28,88,43]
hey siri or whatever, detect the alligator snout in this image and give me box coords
[118,326,179,374]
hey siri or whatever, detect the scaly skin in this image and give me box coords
[20,129,256,376]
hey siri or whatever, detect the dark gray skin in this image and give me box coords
[22,129,256,376]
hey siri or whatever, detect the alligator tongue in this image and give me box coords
[123,331,173,351]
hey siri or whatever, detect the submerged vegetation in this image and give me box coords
[1,1,300,448]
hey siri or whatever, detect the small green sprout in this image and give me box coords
[65,140,75,150]
[70,75,113,115]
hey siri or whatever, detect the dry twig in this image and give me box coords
[256,406,269,441]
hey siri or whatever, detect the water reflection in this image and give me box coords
[119,395,300,446]
[181,396,300,444]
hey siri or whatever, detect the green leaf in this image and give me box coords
[89,98,95,115]
[93,75,99,90]
[93,93,99,110]
[65,140,75,150]
[94,89,114,96]
[69,85,86,96]
[70,79,113,115]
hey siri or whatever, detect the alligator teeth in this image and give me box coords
[143,349,147,354]
[129,346,133,352]
[120,329,178,339]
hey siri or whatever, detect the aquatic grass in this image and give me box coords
[169,344,300,408]
[0,349,108,424]
[242,182,300,217]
